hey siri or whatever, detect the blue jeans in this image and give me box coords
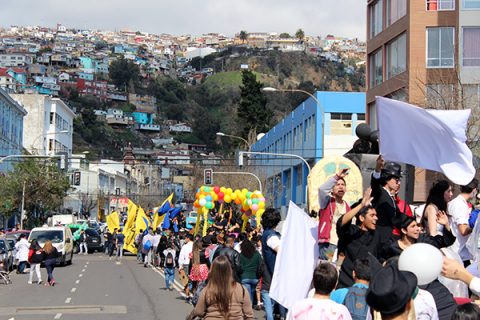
[261,290,274,320]
[165,267,175,289]
[17,261,27,273]
[241,279,258,303]
[44,258,56,283]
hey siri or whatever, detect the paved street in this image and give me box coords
[0,253,196,320]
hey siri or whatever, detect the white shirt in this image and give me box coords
[448,195,472,261]
[470,277,480,296]
[287,298,352,320]
[15,238,30,262]
[142,234,154,245]
[266,235,281,251]
[414,289,439,320]
[178,241,193,266]
[152,234,161,247]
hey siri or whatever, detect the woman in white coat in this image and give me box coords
[15,234,30,274]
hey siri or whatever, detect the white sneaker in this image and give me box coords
[28,281,33,284]
[180,292,187,298]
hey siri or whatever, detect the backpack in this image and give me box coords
[165,252,174,268]
[343,286,369,320]
[27,248,35,263]
[143,239,152,251]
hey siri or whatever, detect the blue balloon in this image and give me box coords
[206,195,213,201]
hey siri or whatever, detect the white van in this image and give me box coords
[28,226,74,265]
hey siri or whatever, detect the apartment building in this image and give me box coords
[366,0,480,200]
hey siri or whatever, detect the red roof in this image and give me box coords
[0,68,12,77]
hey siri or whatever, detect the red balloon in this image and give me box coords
[213,186,220,193]
[218,192,224,200]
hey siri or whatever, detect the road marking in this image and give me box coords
[64,298,71,304]
[79,274,83,277]
[54,313,62,319]
[75,280,80,284]
[81,269,86,272]
[71,287,76,293]
[83,265,87,268]
[8,317,14,320]
[150,266,184,293]
[86,262,89,265]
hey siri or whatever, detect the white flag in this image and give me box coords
[269,202,319,309]
[376,97,475,185]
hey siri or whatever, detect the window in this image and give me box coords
[369,0,383,38]
[427,27,455,67]
[50,112,54,125]
[387,33,407,78]
[387,0,407,26]
[427,0,455,10]
[369,49,383,87]
[426,84,455,109]
[463,0,480,9]
[331,113,353,120]
[463,28,480,66]
[358,114,366,121]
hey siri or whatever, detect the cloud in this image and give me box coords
[1,0,365,39]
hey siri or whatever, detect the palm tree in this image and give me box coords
[295,29,305,44]
[239,30,248,44]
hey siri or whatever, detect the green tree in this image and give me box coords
[279,33,291,39]
[239,30,248,43]
[0,159,71,228]
[109,57,140,92]
[295,29,305,44]
[238,70,272,137]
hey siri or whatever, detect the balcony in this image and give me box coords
[136,123,161,132]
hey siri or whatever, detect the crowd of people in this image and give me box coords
[4,153,480,319]
[175,155,480,320]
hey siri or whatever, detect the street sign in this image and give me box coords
[204,169,213,185]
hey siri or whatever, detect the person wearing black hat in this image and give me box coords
[366,263,417,320]
[371,155,405,244]
[381,212,456,261]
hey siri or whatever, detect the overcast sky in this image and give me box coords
[2,0,366,40]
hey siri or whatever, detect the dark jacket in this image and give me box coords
[381,229,456,261]
[370,173,402,243]
[212,244,243,281]
[336,217,382,288]
[261,229,280,276]
[43,247,59,261]
[29,248,44,264]
[420,280,456,320]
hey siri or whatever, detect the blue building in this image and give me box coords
[132,111,154,125]
[250,91,365,208]
[0,88,27,172]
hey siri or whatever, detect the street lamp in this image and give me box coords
[216,132,250,151]
[262,87,324,158]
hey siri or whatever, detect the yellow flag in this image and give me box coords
[152,193,174,230]
[123,228,137,254]
[135,207,151,233]
[106,211,120,234]
[124,199,138,232]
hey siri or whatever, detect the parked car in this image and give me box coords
[28,226,74,266]
[5,230,31,241]
[185,211,198,230]
[0,237,15,271]
[84,228,103,253]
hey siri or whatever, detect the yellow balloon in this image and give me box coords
[227,188,233,194]
[239,194,246,201]
[230,193,237,200]
[259,202,265,209]
[257,208,265,216]
[213,194,218,201]
[224,195,232,203]
[202,207,209,214]
[242,188,248,194]
[200,186,205,192]
[220,187,226,193]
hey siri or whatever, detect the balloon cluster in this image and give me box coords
[193,186,266,217]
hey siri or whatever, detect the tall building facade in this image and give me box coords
[251,91,365,208]
[366,0,480,200]
[0,88,27,172]
[11,94,74,157]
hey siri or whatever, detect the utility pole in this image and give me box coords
[20,181,26,230]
